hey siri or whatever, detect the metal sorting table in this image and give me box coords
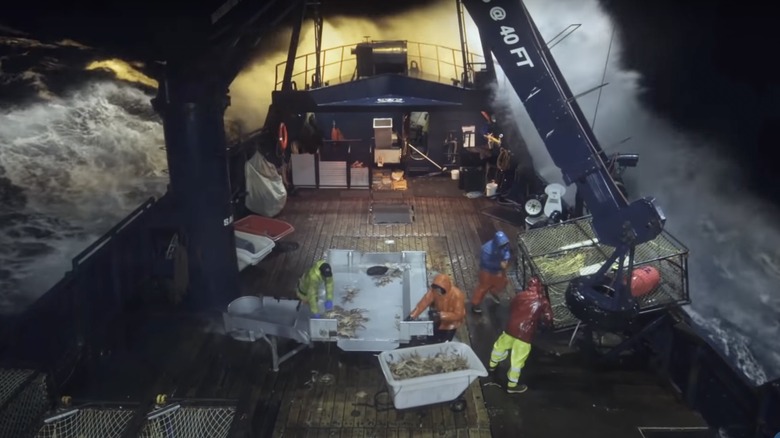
[222,296,312,372]
[223,249,434,371]
[310,249,434,351]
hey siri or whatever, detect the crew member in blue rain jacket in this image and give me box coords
[471,231,512,314]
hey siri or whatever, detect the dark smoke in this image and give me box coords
[321,0,443,19]
[242,0,450,66]
[2,0,445,68]
[598,0,780,205]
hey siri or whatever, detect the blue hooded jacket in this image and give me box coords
[480,231,511,273]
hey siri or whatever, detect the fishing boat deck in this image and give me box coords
[69,175,708,437]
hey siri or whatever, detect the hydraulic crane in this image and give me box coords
[461,0,667,329]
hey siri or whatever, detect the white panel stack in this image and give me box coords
[350,167,370,188]
[291,154,316,187]
[319,161,347,187]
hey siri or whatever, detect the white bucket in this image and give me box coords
[486,182,498,197]
[451,169,460,180]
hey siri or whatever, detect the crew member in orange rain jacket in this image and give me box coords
[406,273,466,343]
[488,276,552,394]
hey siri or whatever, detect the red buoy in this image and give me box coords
[630,266,661,297]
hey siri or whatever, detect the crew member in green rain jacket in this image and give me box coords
[296,260,334,317]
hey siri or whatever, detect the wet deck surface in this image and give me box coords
[69,175,708,437]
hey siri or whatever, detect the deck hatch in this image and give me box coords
[371,202,414,224]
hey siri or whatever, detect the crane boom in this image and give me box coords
[462,0,667,326]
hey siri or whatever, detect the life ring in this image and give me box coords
[278,123,288,151]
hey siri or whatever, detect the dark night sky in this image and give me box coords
[3,0,778,204]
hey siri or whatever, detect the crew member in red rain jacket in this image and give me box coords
[406,273,466,343]
[488,276,552,393]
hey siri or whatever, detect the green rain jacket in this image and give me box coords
[297,260,334,314]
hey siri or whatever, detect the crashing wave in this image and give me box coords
[0,80,167,312]
[686,308,770,386]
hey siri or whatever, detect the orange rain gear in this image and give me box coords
[410,273,466,331]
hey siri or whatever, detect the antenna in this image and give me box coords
[546,24,581,49]
[456,0,471,86]
[592,25,616,130]
[567,82,609,103]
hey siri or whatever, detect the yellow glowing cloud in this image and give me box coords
[85,59,158,89]
[226,0,484,131]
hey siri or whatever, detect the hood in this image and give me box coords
[431,273,453,294]
[522,280,543,300]
[492,231,509,248]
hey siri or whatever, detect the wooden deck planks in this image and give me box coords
[71,178,697,438]
[240,183,496,436]
[256,184,494,436]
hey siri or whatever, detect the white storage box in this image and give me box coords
[378,342,487,410]
[235,230,275,271]
[374,149,401,165]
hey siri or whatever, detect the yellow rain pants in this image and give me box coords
[489,331,532,388]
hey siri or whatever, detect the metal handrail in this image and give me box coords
[71,197,157,269]
[274,41,486,90]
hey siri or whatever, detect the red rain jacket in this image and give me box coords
[506,283,553,343]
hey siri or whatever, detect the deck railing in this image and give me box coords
[0,195,173,392]
[274,41,486,90]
